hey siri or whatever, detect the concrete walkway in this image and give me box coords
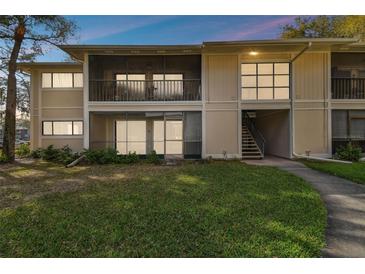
[243,156,365,258]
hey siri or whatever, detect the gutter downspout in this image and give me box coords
[290,42,351,164]
[290,42,312,160]
[292,152,352,164]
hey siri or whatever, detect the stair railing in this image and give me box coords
[242,112,266,156]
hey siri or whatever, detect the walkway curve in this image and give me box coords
[243,156,365,258]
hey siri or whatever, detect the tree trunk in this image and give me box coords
[3,21,25,162]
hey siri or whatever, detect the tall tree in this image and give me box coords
[280,16,365,39]
[0,16,77,161]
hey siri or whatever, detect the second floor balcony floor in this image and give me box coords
[88,55,201,102]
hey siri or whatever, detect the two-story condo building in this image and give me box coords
[19,38,365,159]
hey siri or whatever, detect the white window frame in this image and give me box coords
[41,72,83,89]
[241,62,290,100]
[42,120,84,136]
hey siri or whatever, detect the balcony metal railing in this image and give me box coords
[332,78,365,99]
[89,79,201,101]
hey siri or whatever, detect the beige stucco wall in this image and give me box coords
[256,110,290,158]
[29,66,84,152]
[203,54,240,158]
[293,52,330,156]
[205,110,239,156]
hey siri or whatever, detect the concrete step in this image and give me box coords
[242,155,263,159]
[242,151,262,154]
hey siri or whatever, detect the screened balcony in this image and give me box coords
[331,53,365,99]
[88,55,201,102]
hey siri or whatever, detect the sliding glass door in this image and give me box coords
[115,112,201,157]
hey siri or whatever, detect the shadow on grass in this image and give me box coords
[0,161,326,257]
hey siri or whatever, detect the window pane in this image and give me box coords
[241,76,256,87]
[332,110,347,139]
[116,121,127,141]
[242,88,257,100]
[53,121,73,135]
[127,121,146,141]
[153,121,164,141]
[73,121,83,135]
[274,75,289,87]
[258,75,273,87]
[42,73,52,88]
[153,142,164,154]
[165,74,183,98]
[52,73,73,88]
[116,142,127,155]
[127,74,145,99]
[275,63,289,74]
[73,73,83,88]
[241,64,256,75]
[43,121,53,135]
[166,120,183,140]
[116,74,127,81]
[258,63,273,74]
[351,119,365,139]
[258,88,273,100]
[274,88,289,99]
[166,141,183,154]
[128,142,146,154]
[126,120,146,155]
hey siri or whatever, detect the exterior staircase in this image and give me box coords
[242,113,265,159]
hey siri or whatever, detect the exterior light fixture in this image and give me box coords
[249,51,258,56]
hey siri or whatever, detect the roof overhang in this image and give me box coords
[202,38,363,53]
[59,44,203,61]
[17,62,82,73]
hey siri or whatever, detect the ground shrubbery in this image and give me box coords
[15,143,31,158]
[335,142,362,162]
[29,145,79,165]
[29,145,161,166]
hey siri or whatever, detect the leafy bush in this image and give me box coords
[31,145,78,165]
[335,142,362,162]
[146,150,161,165]
[30,148,43,159]
[83,148,140,165]
[0,150,8,163]
[123,152,139,164]
[15,143,31,158]
[83,148,118,164]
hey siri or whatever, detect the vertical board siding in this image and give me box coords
[294,52,328,100]
[207,55,238,102]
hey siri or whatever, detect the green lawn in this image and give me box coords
[0,160,326,257]
[303,160,365,185]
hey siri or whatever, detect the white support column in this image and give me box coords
[201,54,207,158]
[289,53,296,157]
[37,70,42,149]
[237,54,242,159]
[83,53,89,149]
[327,52,332,156]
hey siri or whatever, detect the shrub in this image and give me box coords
[30,145,78,165]
[57,146,79,165]
[123,151,139,164]
[30,148,43,159]
[42,145,60,162]
[335,142,362,162]
[15,143,31,158]
[0,150,8,163]
[146,150,161,164]
[83,148,118,164]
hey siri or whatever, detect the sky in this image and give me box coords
[37,15,297,62]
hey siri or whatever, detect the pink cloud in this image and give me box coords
[214,16,297,41]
